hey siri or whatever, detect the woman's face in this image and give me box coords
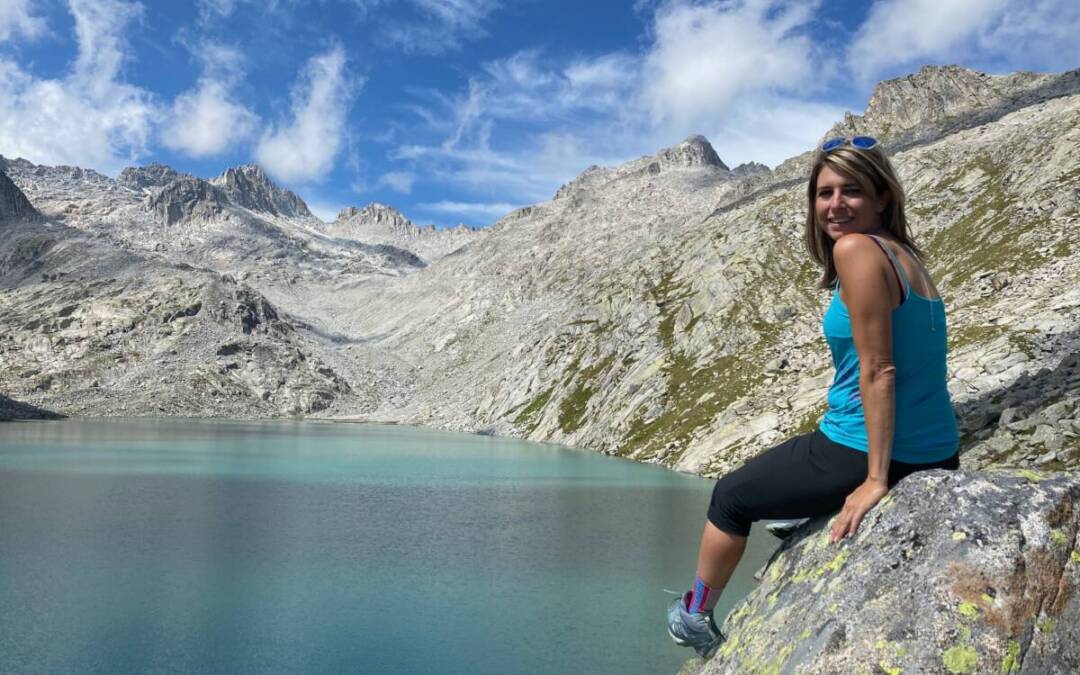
[814,165,889,242]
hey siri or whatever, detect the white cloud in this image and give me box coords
[394,2,838,205]
[163,80,258,157]
[849,0,1080,80]
[162,42,258,157]
[418,199,519,221]
[378,171,415,193]
[699,96,846,168]
[0,0,47,43]
[0,0,157,173]
[641,0,819,131]
[382,0,500,54]
[305,198,346,223]
[255,46,353,183]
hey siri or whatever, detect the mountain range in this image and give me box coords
[1,64,1077,474]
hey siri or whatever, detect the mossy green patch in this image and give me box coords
[949,324,1039,358]
[1016,469,1043,483]
[557,354,614,433]
[1037,618,1056,633]
[981,593,995,606]
[957,601,979,618]
[926,153,1053,288]
[1049,529,1067,547]
[1001,640,1021,673]
[616,263,791,458]
[512,387,554,433]
[953,531,968,541]
[768,563,783,582]
[879,662,902,675]
[799,628,812,641]
[942,644,979,674]
[790,401,829,436]
[1070,550,1080,564]
[815,548,851,578]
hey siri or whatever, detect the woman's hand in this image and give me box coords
[830,479,889,543]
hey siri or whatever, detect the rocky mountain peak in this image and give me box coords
[336,202,415,231]
[117,164,186,191]
[0,170,43,224]
[827,64,1078,145]
[149,176,228,226]
[210,164,312,218]
[731,161,770,177]
[657,134,729,170]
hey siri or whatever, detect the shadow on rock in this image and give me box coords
[0,393,66,421]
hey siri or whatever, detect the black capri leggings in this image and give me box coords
[707,430,959,537]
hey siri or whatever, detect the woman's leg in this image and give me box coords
[695,520,747,591]
[688,431,868,612]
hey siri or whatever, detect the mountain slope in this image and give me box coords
[1,65,1077,475]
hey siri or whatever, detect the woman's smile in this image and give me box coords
[815,165,888,241]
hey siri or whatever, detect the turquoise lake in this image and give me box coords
[0,418,776,674]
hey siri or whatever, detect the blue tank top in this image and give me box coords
[819,235,959,463]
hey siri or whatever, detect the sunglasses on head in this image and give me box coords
[821,136,879,152]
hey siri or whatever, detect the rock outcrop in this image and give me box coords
[0,170,42,224]
[117,163,186,191]
[827,65,1080,149]
[149,176,229,225]
[325,202,483,262]
[658,135,730,170]
[686,470,1080,674]
[210,164,312,218]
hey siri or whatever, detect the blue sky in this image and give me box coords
[0,1,1076,227]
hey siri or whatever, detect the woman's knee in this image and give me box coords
[707,481,752,537]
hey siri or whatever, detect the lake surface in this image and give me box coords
[0,418,777,674]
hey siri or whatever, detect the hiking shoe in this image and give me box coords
[667,591,724,658]
[765,518,810,539]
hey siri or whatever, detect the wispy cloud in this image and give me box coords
[0,0,47,43]
[0,0,158,172]
[418,199,518,221]
[378,170,416,193]
[162,42,258,158]
[849,0,1080,80]
[391,0,841,205]
[255,46,354,183]
[380,0,500,54]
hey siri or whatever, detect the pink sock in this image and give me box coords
[687,575,719,613]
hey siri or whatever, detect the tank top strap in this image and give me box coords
[866,234,910,301]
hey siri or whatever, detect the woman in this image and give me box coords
[667,136,960,657]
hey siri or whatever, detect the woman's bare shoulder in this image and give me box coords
[833,233,886,266]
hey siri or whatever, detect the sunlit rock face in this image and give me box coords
[1,65,1078,476]
[677,470,1080,675]
[323,202,484,264]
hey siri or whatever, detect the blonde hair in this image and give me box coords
[803,144,922,289]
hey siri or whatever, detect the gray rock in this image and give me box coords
[117,163,186,190]
[0,170,43,224]
[149,177,228,225]
[210,164,311,218]
[985,351,1030,375]
[695,470,1080,675]
[658,135,729,170]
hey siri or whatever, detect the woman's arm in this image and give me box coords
[829,233,901,543]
